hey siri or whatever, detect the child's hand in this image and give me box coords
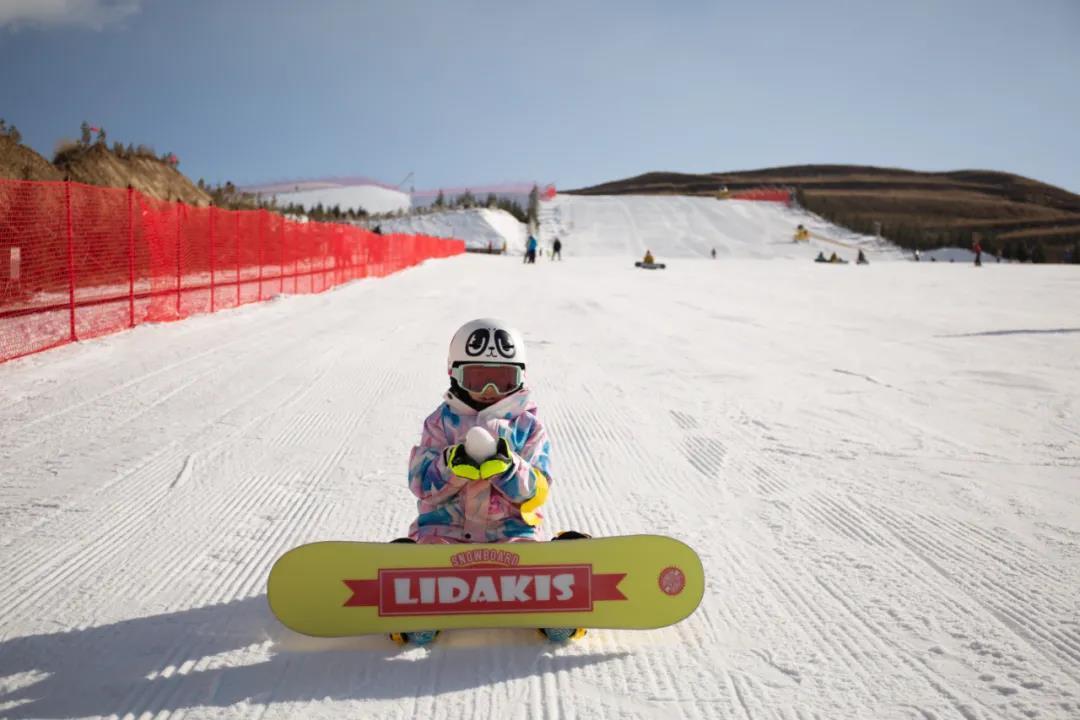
[478,438,514,480]
[444,444,481,481]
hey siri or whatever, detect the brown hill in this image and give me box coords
[569,165,1080,261]
[0,134,63,182]
[1,135,211,205]
[54,143,210,205]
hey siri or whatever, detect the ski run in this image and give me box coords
[1,195,1078,720]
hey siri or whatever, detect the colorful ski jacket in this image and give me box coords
[408,388,551,542]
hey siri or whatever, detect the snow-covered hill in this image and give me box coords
[261,183,411,215]
[541,194,906,262]
[373,207,528,253]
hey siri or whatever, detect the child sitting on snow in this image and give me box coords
[407,318,550,544]
[398,318,583,645]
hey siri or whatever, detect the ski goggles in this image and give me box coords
[451,362,524,394]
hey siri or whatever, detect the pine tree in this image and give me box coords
[434,190,445,209]
[486,193,497,208]
[1015,242,1030,263]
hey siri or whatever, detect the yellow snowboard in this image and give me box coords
[267,535,704,637]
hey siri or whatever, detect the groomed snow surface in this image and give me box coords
[1,206,1079,719]
[362,193,904,262]
[266,183,412,215]
[539,195,906,261]
[375,207,529,254]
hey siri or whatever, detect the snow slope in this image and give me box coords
[374,207,528,253]
[1,255,1078,719]
[266,184,411,214]
[541,194,905,262]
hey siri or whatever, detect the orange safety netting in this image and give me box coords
[0,178,464,363]
[730,188,792,203]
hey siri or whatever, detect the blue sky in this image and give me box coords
[1,0,1078,192]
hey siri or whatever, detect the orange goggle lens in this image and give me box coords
[454,363,522,394]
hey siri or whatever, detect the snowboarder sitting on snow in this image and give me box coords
[643,249,655,265]
[398,318,583,645]
[814,251,827,263]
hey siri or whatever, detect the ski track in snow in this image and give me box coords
[1,245,1079,719]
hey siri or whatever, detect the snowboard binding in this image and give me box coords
[390,630,440,647]
[538,530,592,642]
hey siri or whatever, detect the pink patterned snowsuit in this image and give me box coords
[407,388,551,543]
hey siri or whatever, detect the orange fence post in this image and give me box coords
[235,212,241,306]
[127,185,135,328]
[292,224,298,294]
[64,179,77,342]
[209,206,216,312]
[257,210,265,302]
[175,201,182,317]
[309,225,316,293]
[279,218,286,294]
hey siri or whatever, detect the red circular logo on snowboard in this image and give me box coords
[658,566,686,596]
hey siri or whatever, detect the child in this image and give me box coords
[398,318,584,645]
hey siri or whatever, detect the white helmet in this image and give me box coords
[447,318,527,392]
[448,318,526,370]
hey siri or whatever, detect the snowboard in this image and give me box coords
[634,261,667,269]
[267,534,704,637]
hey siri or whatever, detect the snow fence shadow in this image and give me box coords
[0,595,627,718]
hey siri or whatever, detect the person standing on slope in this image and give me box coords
[552,237,563,261]
[397,318,585,646]
[525,235,538,264]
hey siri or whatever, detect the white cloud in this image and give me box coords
[0,0,142,31]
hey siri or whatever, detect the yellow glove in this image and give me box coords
[479,437,514,480]
[445,444,481,481]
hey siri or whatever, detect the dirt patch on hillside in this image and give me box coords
[0,135,63,182]
[54,143,210,205]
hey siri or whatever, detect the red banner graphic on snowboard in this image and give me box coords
[344,564,626,616]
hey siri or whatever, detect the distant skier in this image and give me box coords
[857,249,869,265]
[914,248,921,262]
[525,235,538,264]
[398,318,582,645]
[552,237,562,261]
[710,248,717,259]
[643,249,655,265]
[973,239,982,267]
[814,251,827,263]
